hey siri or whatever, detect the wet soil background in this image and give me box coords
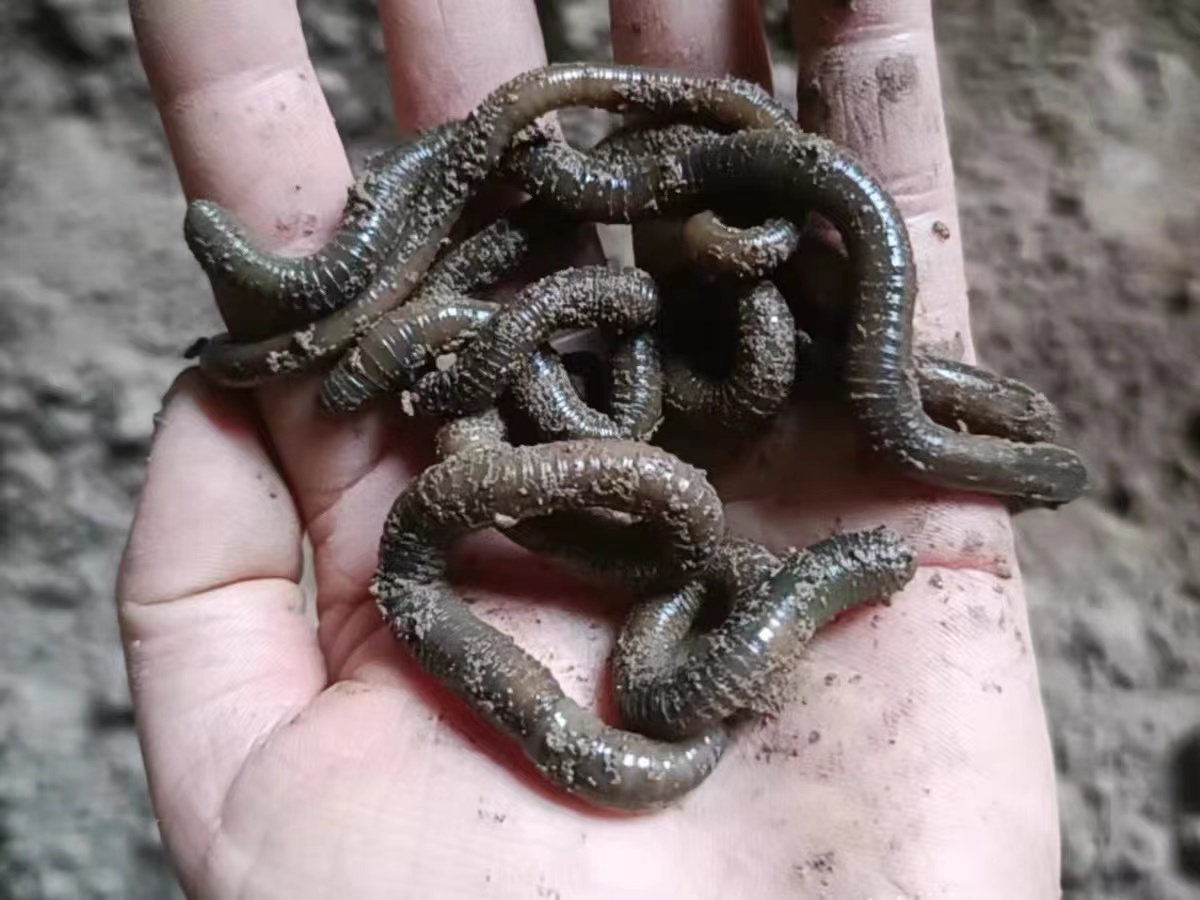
[0,0,1197,897]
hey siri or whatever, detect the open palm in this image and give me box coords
[117,0,1061,897]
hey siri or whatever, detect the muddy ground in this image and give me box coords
[0,1,1197,897]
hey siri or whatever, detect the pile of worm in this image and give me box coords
[182,64,1089,812]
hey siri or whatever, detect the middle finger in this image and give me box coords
[379,0,549,130]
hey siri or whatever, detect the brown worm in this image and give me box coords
[192,63,800,388]
[433,409,697,594]
[662,280,798,428]
[681,211,801,278]
[613,529,917,741]
[507,329,663,441]
[916,356,1062,444]
[185,124,459,332]
[772,236,1063,445]
[318,204,561,412]
[320,298,498,414]
[372,440,728,810]
[413,266,660,419]
[507,120,805,280]
[505,127,1089,506]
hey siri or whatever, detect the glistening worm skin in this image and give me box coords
[507,330,663,441]
[681,211,801,279]
[772,241,1063,445]
[185,124,457,329]
[414,266,660,419]
[318,205,561,412]
[506,128,1089,506]
[915,356,1061,444]
[372,440,728,810]
[193,63,800,387]
[663,280,797,428]
[433,409,697,593]
[506,122,805,278]
[614,529,917,741]
[320,299,498,414]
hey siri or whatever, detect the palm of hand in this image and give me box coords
[118,1,1061,897]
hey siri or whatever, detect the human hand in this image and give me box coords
[117,1,1061,897]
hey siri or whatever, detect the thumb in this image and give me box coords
[116,369,326,870]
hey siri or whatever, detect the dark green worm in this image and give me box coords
[913,356,1062,444]
[185,124,458,331]
[508,330,663,441]
[662,279,798,428]
[320,202,592,414]
[433,408,690,594]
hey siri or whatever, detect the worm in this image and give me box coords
[662,280,797,428]
[613,529,916,741]
[191,62,799,387]
[505,128,1089,506]
[184,124,458,332]
[681,211,801,279]
[771,236,1063,445]
[434,408,695,593]
[372,439,728,811]
[413,266,660,419]
[321,201,599,413]
[320,298,498,414]
[507,120,805,279]
[915,356,1062,444]
[318,204,562,412]
[507,330,663,441]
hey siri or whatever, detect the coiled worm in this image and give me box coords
[413,266,660,419]
[373,440,728,810]
[504,128,1089,505]
[663,280,798,428]
[614,529,917,741]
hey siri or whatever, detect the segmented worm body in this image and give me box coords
[614,530,916,741]
[508,330,663,441]
[913,356,1061,444]
[505,128,1088,505]
[682,211,801,278]
[320,299,498,414]
[192,63,800,387]
[373,440,728,810]
[433,409,696,594]
[319,206,562,412]
[663,280,798,428]
[185,124,458,331]
[413,266,660,419]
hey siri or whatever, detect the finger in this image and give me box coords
[608,0,774,283]
[266,0,553,627]
[609,0,773,88]
[791,0,971,358]
[131,0,351,274]
[117,371,325,875]
[378,0,548,130]
[130,0,393,603]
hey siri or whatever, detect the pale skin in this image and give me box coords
[117,0,1062,897]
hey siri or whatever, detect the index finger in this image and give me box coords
[130,0,352,284]
[792,0,971,358]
